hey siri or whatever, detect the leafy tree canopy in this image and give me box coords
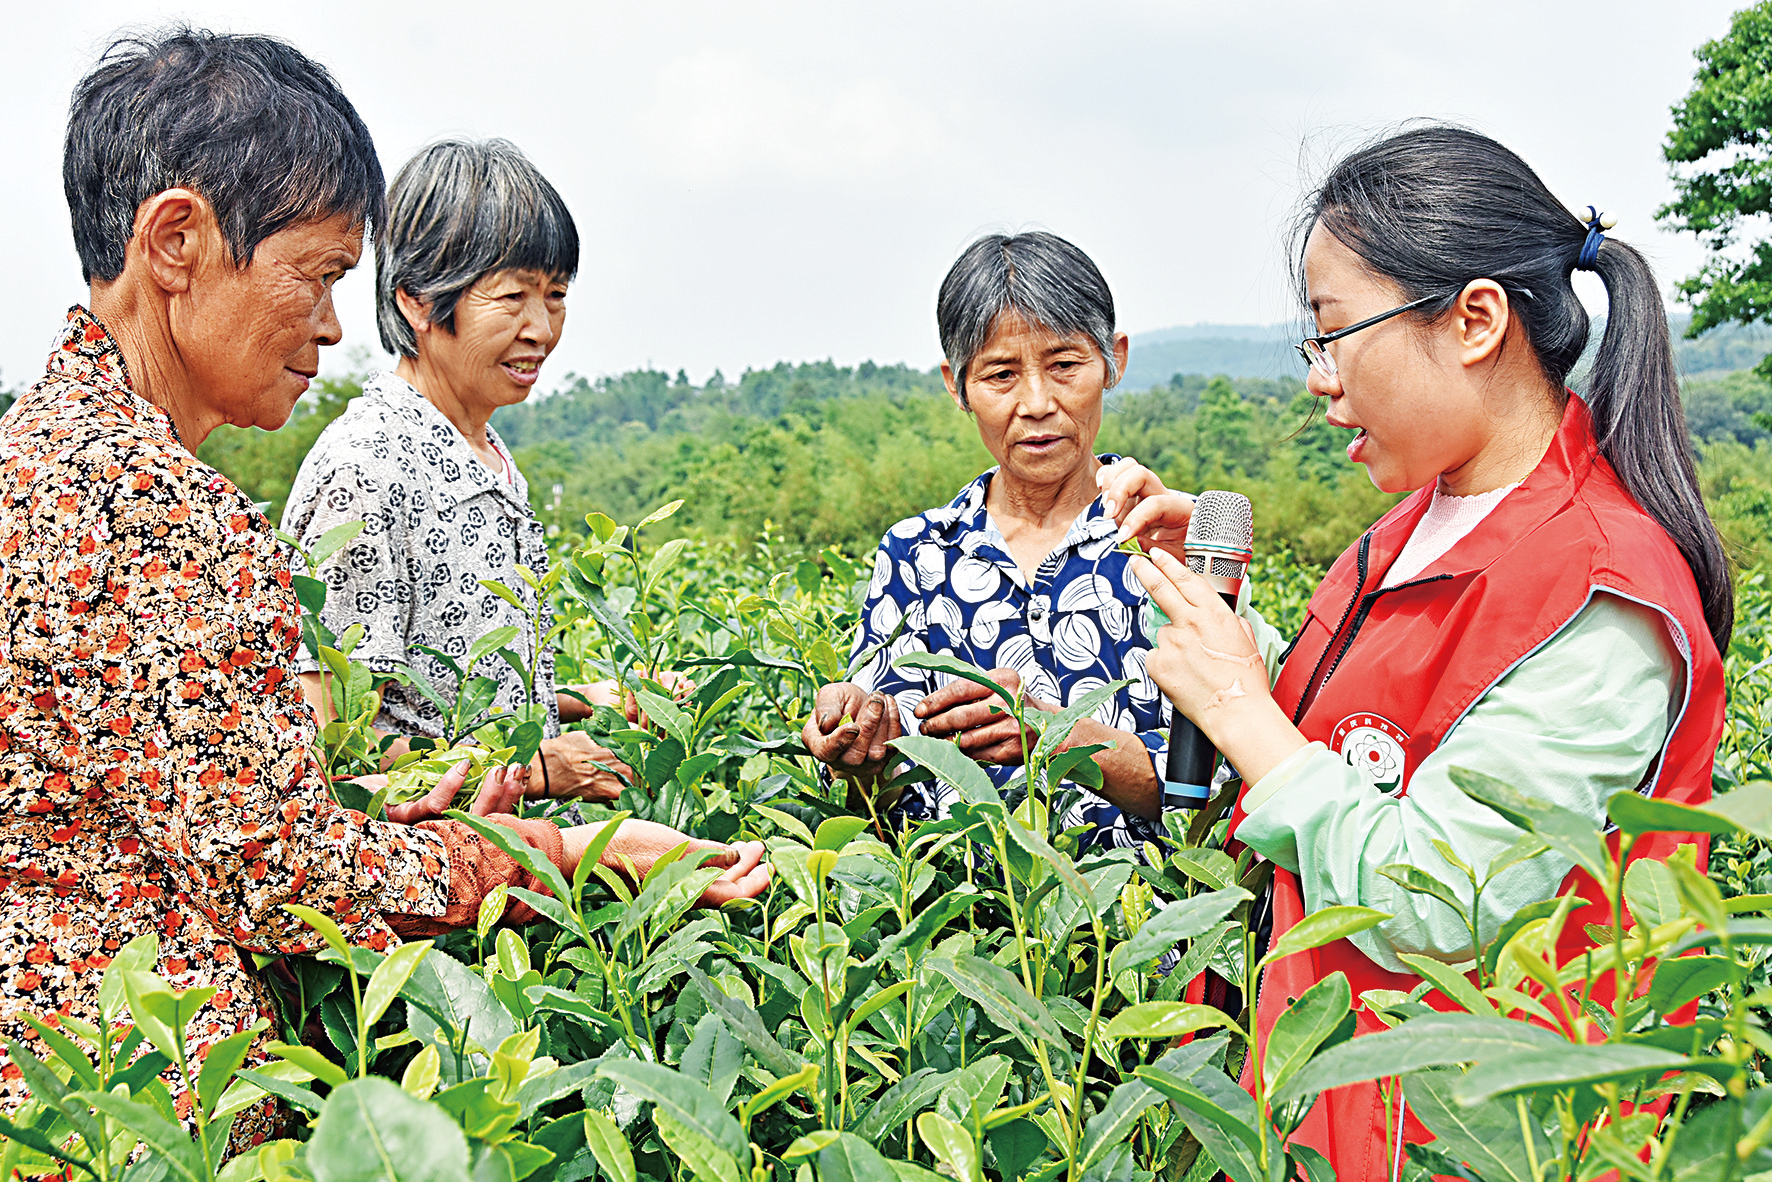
[1660,0,1772,375]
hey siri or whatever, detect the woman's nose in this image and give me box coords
[1305,363,1338,399]
[519,303,555,346]
[1020,372,1059,416]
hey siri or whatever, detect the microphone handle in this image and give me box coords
[1162,589,1241,809]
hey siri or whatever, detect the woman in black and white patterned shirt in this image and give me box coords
[284,138,631,801]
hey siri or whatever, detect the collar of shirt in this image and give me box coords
[927,454,1125,591]
[42,307,184,451]
[361,371,531,512]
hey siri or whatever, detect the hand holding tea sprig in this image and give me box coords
[1095,456,1197,561]
[803,683,901,780]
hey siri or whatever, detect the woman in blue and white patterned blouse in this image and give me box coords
[802,232,1174,851]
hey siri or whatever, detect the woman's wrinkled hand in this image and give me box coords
[560,818,772,907]
[913,666,1048,765]
[382,760,529,824]
[1096,457,1196,561]
[802,682,901,780]
[532,732,634,804]
[1130,549,1272,730]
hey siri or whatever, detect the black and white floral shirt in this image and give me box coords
[850,458,1170,851]
[283,372,558,740]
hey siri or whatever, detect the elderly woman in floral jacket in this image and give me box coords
[0,29,766,1143]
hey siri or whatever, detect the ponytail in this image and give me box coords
[1586,238,1734,653]
[1296,124,1734,653]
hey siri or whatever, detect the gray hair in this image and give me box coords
[936,231,1120,408]
[376,138,579,358]
[64,27,384,283]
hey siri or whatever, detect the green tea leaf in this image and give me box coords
[890,734,999,807]
[306,1077,473,1182]
[1261,971,1352,1098]
[196,1020,269,1116]
[305,520,366,573]
[583,1110,636,1182]
[597,1060,748,1164]
[815,1132,903,1182]
[444,812,573,922]
[268,1041,348,1088]
[1260,905,1389,968]
[363,940,432,1030]
[852,1068,955,1143]
[1117,885,1250,970]
[1395,953,1494,1016]
[916,1112,982,1182]
[1452,1043,1690,1105]
[1623,858,1682,929]
[1646,954,1738,1013]
[636,499,685,530]
[1103,1001,1241,1040]
[1377,863,1468,921]
[1452,766,1609,884]
[1275,1014,1566,1103]
[814,816,870,852]
[926,955,1068,1065]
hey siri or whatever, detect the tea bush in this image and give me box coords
[5,502,1772,1182]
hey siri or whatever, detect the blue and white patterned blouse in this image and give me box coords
[849,457,1171,850]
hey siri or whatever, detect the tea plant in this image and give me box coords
[5,499,1771,1182]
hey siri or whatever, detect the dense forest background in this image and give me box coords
[6,318,1769,572]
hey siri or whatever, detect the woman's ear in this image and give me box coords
[395,288,433,335]
[1453,279,1511,369]
[1107,332,1130,389]
[130,188,212,295]
[940,359,969,412]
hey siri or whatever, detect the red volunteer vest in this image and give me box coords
[1239,396,1726,1178]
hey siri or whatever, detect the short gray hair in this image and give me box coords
[936,231,1119,408]
[64,27,384,283]
[376,138,578,358]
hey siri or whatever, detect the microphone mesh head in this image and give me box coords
[1183,490,1254,578]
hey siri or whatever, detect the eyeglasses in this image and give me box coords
[1296,294,1441,379]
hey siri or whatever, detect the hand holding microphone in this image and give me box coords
[1104,463,1261,808]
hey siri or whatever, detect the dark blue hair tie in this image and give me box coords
[1576,205,1614,272]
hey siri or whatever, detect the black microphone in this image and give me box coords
[1160,490,1254,809]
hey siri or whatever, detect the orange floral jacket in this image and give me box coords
[0,308,545,1140]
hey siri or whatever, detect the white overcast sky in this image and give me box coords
[0,0,1744,390]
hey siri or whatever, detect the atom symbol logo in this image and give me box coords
[1331,713,1409,796]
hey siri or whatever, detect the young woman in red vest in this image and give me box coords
[1100,124,1733,1179]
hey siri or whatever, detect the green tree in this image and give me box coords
[1659,0,1772,376]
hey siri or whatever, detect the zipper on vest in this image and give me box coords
[1291,534,1456,722]
[1291,534,1371,724]
[1320,571,1454,685]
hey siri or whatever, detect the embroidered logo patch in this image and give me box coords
[1330,713,1409,796]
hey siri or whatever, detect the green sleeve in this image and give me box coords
[1236,583,1290,682]
[1235,592,1681,973]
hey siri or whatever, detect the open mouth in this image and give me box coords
[502,358,543,385]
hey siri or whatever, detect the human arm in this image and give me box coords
[48,459,466,951]
[390,781,770,917]
[1234,594,1680,971]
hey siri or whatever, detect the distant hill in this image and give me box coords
[1120,324,1294,389]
